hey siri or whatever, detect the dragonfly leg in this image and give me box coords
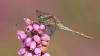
[47,25,56,36]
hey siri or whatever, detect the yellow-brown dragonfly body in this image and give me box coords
[36,10,92,39]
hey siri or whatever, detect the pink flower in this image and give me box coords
[18,33,27,40]
[26,52,33,56]
[34,48,41,54]
[32,35,41,43]
[17,30,25,35]
[39,24,46,30]
[23,18,32,25]
[26,25,33,32]
[18,48,26,55]
[41,34,50,41]
[29,41,36,50]
[25,37,32,46]
[33,24,39,30]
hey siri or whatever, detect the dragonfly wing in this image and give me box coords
[46,25,59,37]
[13,22,25,32]
[36,10,51,18]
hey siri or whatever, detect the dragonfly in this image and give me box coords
[36,10,93,39]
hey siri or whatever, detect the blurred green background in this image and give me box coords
[0,0,100,56]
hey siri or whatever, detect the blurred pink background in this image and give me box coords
[0,0,100,56]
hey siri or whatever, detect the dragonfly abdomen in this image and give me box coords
[57,24,92,39]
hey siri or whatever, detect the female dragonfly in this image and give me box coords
[36,10,93,39]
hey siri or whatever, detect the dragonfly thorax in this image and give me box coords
[38,15,50,25]
[38,15,56,26]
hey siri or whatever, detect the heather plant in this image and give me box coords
[17,18,50,56]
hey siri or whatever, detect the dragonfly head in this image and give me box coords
[38,15,44,23]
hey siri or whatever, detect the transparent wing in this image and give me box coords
[13,22,25,32]
[36,10,51,18]
[46,25,59,37]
